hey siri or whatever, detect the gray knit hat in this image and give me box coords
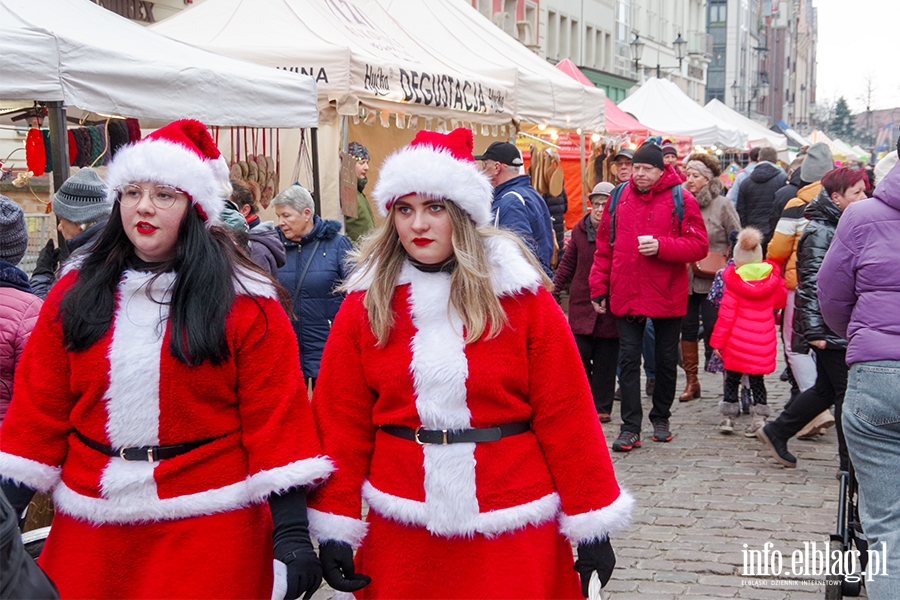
[800,143,834,183]
[0,195,28,266]
[52,167,111,224]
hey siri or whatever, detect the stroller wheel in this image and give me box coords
[825,574,843,600]
[841,577,862,596]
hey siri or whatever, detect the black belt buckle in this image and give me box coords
[119,446,156,462]
[414,426,448,446]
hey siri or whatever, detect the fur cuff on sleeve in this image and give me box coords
[308,508,369,547]
[0,452,61,493]
[246,456,334,502]
[558,490,635,544]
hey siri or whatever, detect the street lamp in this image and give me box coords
[630,33,688,79]
[629,34,644,73]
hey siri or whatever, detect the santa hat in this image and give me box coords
[372,128,493,226]
[105,120,231,226]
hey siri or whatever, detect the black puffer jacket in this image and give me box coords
[543,189,567,254]
[792,189,847,352]
[767,168,804,249]
[737,162,786,247]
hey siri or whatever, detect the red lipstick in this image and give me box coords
[412,238,433,246]
[136,221,157,234]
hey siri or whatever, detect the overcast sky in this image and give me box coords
[814,0,900,112]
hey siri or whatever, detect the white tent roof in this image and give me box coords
[0,0,318,127]
[703,99,787,152]
[152,0,603,131]
[619,78,747,148]
[152,0,515,126]
[374,0,605,131]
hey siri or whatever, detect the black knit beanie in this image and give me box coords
[632,142,665,171]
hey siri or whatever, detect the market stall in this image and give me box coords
[152,0,524,220]
[619,78,747,149]
[703,99,788,157]
[1,0,318,212]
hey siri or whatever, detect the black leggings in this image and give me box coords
[723,371,767,406]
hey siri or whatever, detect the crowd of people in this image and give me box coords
[0,117,898,598]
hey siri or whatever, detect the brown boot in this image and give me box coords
[679,341,701,401]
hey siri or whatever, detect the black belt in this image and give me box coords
[379,421,530,445]
[75,431,221,462]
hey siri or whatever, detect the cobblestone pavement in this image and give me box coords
[314,346,857,600]
[600,348,858,599]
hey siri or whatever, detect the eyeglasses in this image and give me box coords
[116,184,189,209]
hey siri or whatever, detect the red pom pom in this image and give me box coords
[25,128,46,176]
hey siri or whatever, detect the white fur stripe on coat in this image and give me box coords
[52,457,334,526]
[362,481,561,539]
[0,452,61,493]
[558,489,636,543]
[308,508,369,548]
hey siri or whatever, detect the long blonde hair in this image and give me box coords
[340,200,552,347]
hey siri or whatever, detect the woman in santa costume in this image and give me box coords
[309,128,633,599]
[0,120,331,599]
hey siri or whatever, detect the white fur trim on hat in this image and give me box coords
[372,146,494,226]
[105,139,230,227]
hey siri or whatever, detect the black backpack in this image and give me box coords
[607,182,685,246]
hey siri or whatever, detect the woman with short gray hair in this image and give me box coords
[273,185,352,387]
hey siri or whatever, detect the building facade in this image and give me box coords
[475,0,708,104]
[707,0,817,131]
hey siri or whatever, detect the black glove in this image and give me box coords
[0,479,36,530]
[574,538,616,597]
[269,488,322,600]
[320,540,371,593]
[32,240,60,278]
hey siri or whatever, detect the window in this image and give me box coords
[570,18,579,60]
[475,0,491,19]
[548,10,559,59]
[708,1,727,24]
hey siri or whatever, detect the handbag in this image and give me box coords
[692,251,727,279]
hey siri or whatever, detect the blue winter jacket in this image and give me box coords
[276,216,352,379]
[491,175,554,270]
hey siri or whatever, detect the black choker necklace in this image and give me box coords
[408,255,457,274]
[125,254,171,273]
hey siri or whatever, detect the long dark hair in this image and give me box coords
[59,201,291,366]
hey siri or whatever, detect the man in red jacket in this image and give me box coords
[590,142,709,451]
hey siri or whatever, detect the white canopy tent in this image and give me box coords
[703,99,787,154]
[0,0,318,128]
[152,0,515,127]
[374,0,605,131]
[152,0,606,218]
[619,78,747,149]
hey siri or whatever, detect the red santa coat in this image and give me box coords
[0,267,332,599]
[308,236,633,599]
[710,262,787,374]
[588,166,709,318]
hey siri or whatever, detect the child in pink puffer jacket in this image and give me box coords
[710,227,786,436]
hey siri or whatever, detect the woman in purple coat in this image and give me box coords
[554,183,619,423]
[818,153,900,599]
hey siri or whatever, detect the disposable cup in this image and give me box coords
[637,235,654,244]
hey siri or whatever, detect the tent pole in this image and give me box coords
[310,127,321,216]
[47,101,70,260]
[579,132,587,217]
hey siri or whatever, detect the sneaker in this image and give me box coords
[652,419,673,442]
[645,379,656,397]
[717,417,734,434]
[612,431,641,452]
[598,413,612,423]
[756,425,797,468]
